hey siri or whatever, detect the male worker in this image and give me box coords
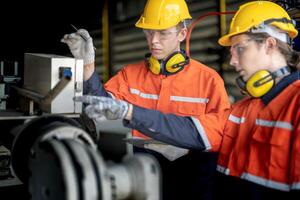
[62,0,230,199]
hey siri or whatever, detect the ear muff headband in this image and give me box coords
[146,51,189,75]
[235,77,248,95]
[236,66,290,98]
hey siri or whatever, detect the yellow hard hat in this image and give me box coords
[219,1,298,46]
[135,0,192,30]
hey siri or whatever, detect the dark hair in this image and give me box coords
[245,32,300,70]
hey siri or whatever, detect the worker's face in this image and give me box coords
[229,34,271,81]
[144,26,187,60]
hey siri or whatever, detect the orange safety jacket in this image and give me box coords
[216,79,300,191]
[104,59,230,151]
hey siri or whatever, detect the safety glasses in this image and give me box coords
[230,39,255,57]
[143,29,179,40]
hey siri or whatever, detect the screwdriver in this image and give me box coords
[71,24,96,50]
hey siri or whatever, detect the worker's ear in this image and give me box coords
[178,28,187,42]
[265,37,277,54]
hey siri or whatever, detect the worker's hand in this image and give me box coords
[61,29,95,65]
[74,95,129,121]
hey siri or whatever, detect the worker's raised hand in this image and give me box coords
[74,95,129,121]
[61,29,95,65]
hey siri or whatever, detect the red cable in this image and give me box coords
[185,11,236,57]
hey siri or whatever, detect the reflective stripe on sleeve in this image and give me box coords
[291,182,300,190]
[241,173,290,191]
[216,165,230,175]
[228,114,245,124]
[190,117,212,151]
[255,119,293,131]
[170,96,209,104]
[130,88,159,100]
[108,92,115,99]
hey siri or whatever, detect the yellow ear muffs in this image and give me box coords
[147,54,161,75]
[235,66,291,98]
[246,70,274,98]
[235,77,248,95]
[145,51,189,75]
[165,52,187,74]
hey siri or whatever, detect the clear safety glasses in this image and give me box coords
[230,39,255,57]
[230,37,267,56]
[143,29,179,40]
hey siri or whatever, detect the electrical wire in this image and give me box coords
[185,11,236,57]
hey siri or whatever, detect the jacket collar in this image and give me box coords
[262,70,300,105]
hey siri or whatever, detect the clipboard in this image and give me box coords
[123,137,165,148]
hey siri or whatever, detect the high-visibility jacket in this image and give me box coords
[216,76,300,191]
[104,59,230,150]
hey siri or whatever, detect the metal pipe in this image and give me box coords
[102,0,110,82]
[12,77,71,107]
[219,0,227,36]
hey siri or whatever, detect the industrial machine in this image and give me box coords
[15,53,84,114]
[0,60,21,111]
[0,54,161,200]
[11,115,161,200]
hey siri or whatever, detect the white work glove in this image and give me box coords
[61,29,95,65]
[74,95,129,121]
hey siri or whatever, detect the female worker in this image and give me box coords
[214,1,300,199]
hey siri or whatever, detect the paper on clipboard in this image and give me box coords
[123,137,165,148]
[123,137,189,161]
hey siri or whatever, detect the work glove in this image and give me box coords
[74,95,129,121]
[61,29,95,65]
